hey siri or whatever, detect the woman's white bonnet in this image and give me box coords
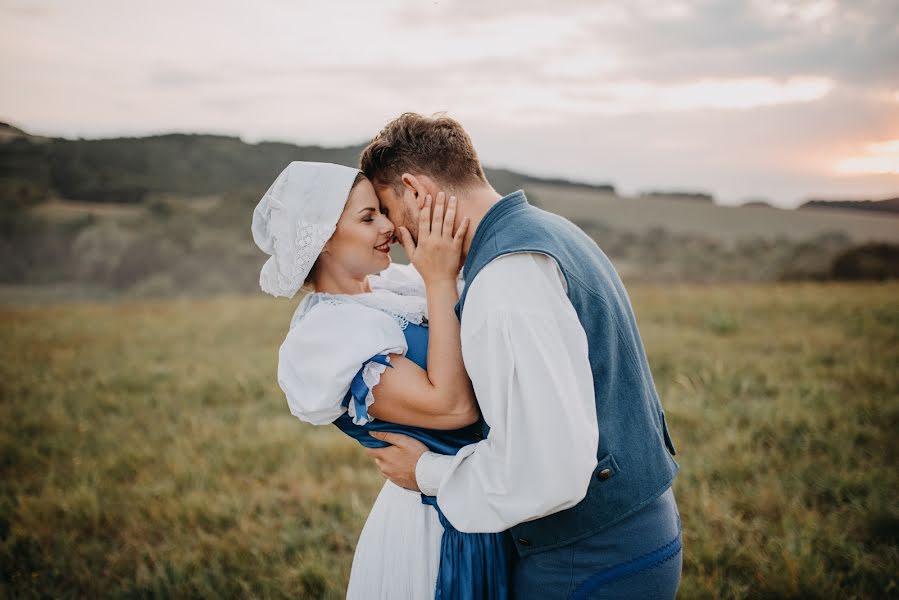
[251,161,361,298]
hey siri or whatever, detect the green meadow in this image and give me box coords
[1,283,897,599]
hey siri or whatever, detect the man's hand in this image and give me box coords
[365,431,429,491]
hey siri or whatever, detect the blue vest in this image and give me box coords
[455,190,679,557]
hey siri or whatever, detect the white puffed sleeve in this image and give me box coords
[278,302,408,426]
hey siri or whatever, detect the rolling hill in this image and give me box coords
[1,123,897,299]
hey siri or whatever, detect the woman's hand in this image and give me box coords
[372,190,478,434]
[398,192,470,285]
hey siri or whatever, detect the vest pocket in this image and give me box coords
[661,412,677,455]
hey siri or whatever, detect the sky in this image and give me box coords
[1,0,897,207]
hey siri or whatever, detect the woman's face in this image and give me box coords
[320,177,396,280]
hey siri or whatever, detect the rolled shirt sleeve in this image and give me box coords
[416,252,599,533]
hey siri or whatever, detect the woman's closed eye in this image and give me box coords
[360,206,380,223]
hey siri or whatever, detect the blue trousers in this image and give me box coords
[513,487,682,600]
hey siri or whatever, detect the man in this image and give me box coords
[360,113,682,599]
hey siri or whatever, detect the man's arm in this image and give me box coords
[413,252,599,533]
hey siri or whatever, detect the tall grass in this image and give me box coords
[1,284,897,598]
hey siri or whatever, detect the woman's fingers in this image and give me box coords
[431,192,445,237]
[397,226,416,258]
[443,196,457,239]
[419,195,432,237]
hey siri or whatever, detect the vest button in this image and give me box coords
[516,538,530,546]
[597,468,612,481]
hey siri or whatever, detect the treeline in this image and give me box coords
[0,130,365,204]
[799,197,899,215]
[0,124,614,206]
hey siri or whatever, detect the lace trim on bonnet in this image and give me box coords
[265,221,334,298]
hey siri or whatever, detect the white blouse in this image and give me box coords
[277,263,433,427]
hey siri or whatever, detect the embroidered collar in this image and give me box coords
[291,288,428,330]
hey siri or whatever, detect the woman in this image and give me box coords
[252,161,513,599]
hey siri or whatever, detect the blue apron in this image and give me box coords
[332,322,515,599]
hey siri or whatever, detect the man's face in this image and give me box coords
[374,183,421,243]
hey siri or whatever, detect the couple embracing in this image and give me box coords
[251,113,682,599]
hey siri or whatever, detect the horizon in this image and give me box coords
[2,0,897,208]
[5,120,895,208]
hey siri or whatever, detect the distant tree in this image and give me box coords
[831,243,899,281]
[741,198,776,208]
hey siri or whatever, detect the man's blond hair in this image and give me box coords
[359,112,487,194]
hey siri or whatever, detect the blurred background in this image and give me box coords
[1,1,897,598]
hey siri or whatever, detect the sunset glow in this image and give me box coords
[835,140,899,175]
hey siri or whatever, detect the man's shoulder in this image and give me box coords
[463,251,569,317]
[478,252,563,286]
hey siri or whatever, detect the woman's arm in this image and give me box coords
[367,193,478,430]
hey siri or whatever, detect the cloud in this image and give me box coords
[0,2,53,18]
[403,0,898,87]
[597,2,899,87]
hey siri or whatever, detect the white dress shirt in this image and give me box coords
[415,252,600,533]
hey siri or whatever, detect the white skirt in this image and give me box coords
[346,479,444,599]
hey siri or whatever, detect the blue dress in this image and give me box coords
[332,321,515,600]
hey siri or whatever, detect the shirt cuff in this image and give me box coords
[415,451,454,496]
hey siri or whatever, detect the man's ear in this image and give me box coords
[401,173,425,200]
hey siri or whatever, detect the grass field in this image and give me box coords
[1,283,897,598]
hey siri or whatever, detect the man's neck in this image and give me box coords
[454,184,504,259]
